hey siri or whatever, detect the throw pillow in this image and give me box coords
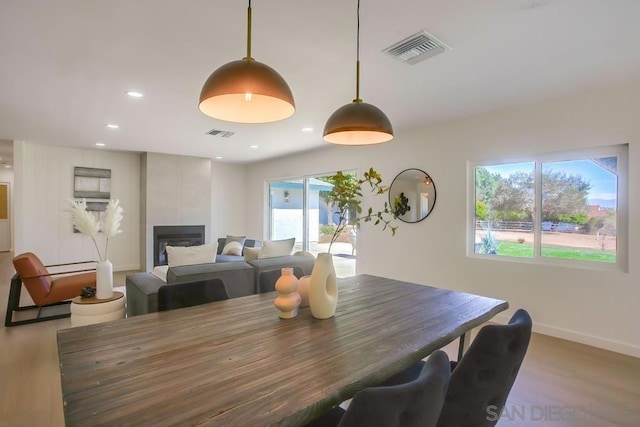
[166,242,217,267]
[225,235,247,247]
[259,238,295,259]
[243,246,261,262]
[222,241,243,256]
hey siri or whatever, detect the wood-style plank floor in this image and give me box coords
[0,251,638,426]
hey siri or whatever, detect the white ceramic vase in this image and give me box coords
[297,275,311,307]
[274,267,301,319]
[309,253,338,319]
[96,259,114,300]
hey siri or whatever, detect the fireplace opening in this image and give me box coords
[153,225,205,266]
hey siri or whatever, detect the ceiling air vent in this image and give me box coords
[206,128,235,138]
[383,31,449,65]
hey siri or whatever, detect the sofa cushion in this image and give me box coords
[166,243,217,267]
[259,238,295,259]
[152,265,169,282]
[222,241,243,256]
[243,247,261,262]
[215,254,247,263]
[217,237,261,256]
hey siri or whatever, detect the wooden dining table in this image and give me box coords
[57,274,508,426]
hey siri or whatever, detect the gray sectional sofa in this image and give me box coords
[126,253,315,316]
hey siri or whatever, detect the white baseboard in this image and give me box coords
[493,313,640,359]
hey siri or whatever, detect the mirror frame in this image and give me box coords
[388,168,437,223]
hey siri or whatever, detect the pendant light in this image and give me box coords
[199,0,295,123]
[323,0,393,145]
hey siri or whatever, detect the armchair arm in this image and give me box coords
[44,260,97,268]
[20,267,97,280]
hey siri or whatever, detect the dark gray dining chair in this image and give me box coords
[378,309,532,427]
[307,349,451,427]
[157,278,229,311]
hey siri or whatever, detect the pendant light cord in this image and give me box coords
[354,0,362,103]
[245,0,254,60]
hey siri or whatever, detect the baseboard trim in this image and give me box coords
[493,313,640,358]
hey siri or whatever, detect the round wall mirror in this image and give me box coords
[389,168,437,223]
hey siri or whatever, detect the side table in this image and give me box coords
[70,291,125,327]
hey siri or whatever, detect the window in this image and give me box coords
[470,145,627,269]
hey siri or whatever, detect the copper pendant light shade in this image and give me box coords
[198,1,295,123]
[323,100,393,145]
[323,0,393,145]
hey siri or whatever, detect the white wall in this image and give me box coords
[0,167,14,252]
[14,142,141,271]
[244,81,640,357]
[211,162,247,239]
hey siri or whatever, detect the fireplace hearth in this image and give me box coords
[153,225,205,266]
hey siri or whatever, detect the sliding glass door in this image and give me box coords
[268,174,356,277]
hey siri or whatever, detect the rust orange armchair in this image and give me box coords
[5,252,97,327]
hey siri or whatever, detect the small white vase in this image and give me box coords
[309,253,338,319]
[274,268,301,319]
[297,275,311,307]
[96,259,114,300]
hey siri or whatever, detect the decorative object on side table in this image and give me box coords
[68,199,123,299]
[274,268,301,319]
[309,168,404,319]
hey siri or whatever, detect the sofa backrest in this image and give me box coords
[248,254,315,294]
[167,262,255,299]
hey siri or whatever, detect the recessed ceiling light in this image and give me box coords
[4,165,11,169]
[249,145,259,149]
[215,156,223,160]
[126,91,144,98]
[95,142,105,147]
[302,127,314,133]
[105,123,119,129]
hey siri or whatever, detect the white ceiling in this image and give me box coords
[1,0,640,165]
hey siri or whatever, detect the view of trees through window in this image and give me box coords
[474,153,620,264]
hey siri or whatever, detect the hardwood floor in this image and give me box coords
[0,251,638,426]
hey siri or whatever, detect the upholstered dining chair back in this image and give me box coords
[435,308,532,427]
[158,279,229,311]
[307,350,451,427]
[12,252,96,306]
[341,350,450,427]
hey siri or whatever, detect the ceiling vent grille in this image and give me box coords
[383,31,449,65]
[206,129,235,138]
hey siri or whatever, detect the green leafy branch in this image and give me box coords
[327,168,400,253]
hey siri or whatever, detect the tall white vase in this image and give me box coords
[96,260,114,300]
[309,253,338,319]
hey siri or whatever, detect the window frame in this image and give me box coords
[467,144,628,272]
